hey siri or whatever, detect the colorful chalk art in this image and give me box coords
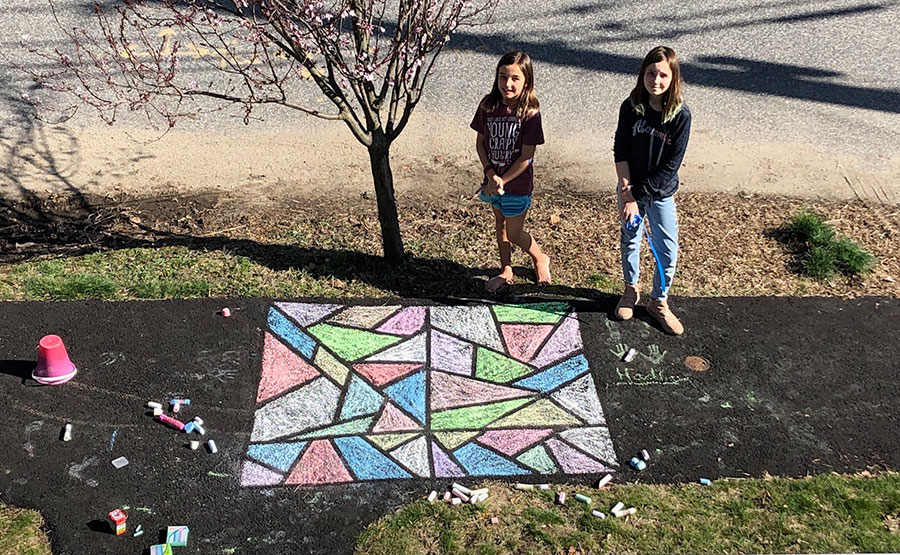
[241,302,618,486]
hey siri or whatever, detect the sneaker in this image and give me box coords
[615,287,639,320]
[647,299,684,335]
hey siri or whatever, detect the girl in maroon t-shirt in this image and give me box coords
[472,51,550,293]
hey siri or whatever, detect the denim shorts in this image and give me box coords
[479,191,533,217]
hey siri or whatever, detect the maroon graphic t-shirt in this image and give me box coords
[470,102,545,196]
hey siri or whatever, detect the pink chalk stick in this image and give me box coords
[222,308,231,317]
[157,413,185,431]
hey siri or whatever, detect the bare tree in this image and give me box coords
[25,0,500,262]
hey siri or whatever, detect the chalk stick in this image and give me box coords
[538,484,551,490]
[193,417,204,426]
[184,422,196,434]
[611,502,625,515]
[515,483,534,491]
[207,440,218,454]
[451,488,470,502]
[597,474,613,489]
[193,423,206,435]
[469,488,489,496]
[574,493,592,504]
[641,449,650,461]
[451,483,472,496]
[147,401,162,409]
[490,517,499,525]
[450,497,462,505]
[112,456,129,469]
[442,491,452,502]
[591,510,606,519]
[152,407,163,416]
[556,492,566,505]
[222,307,231,317]
[619,507,636,516]
[157,413,185,431]
[427,491,438,503]
[623,348,637,363]
[62,423,72,442]
[190,440,200,450]
[699,478,712,485]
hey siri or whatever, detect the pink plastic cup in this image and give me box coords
[32,335,78,385]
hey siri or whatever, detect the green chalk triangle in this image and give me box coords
[493,302,569,324]
[488,399,583,428]
[517,444,557,474]
[431,398,531,430]
[476,347,535,383]
[366,433,419,450]
[314,348,350,385]
[290,415,374,440]
[433,431,480,450]
[308,324,402,361]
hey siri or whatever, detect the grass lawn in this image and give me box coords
[0,503,50,555]
[356,472,900,555]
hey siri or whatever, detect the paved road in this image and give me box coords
[2,0,899,149]
[1,296,898,554]
[1,0,899,205]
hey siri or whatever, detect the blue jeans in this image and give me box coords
[619,192,678,300]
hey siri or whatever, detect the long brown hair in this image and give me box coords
[629,46,684,123]
[480,51,540,118]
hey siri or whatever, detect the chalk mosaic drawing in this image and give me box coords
[241,302,618,486]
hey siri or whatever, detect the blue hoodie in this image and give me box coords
[613,99,691,200]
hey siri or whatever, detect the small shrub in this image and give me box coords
[786,211,876,280]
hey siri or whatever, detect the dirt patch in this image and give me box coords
[2,178,898,299]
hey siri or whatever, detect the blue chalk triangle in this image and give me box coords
[247,442,307,473]
[340,375,384,420]
[513,354,589,393]
[333,436,411,480]
[268,308,316,358]
[384,370,426,424]
[453,443,530,476]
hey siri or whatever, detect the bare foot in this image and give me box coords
[534,253,551,285]
[485,267,514,293]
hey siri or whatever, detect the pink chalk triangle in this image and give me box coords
[372,402,421,432]
[430,371,534,410]
[257,333,320,403]
[376,306,426,335]
[285,440,353,485]
[501,324,555,362]
[354,363,422,387]
[475,428,554,456]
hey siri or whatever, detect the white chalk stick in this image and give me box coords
[624,348,637,363]
[591,510,606,519]
[62,423,72,442]
[147,401,162,409]
[538,484,551,490]
[193,416,204,426]
[611,502,625,515]
[451,483,472,496]
[450,497,462,505]
[427,491,438,503]
[207,440,218,454]
[190,440,200,450]
[597,474,613,489]
[152,407,163,416]
[111,456,129,469]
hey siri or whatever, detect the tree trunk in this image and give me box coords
[368,130,404,263]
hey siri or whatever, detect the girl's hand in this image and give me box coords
[621,200,639,224]
[484,173,504,196]
[492,174,505,196]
